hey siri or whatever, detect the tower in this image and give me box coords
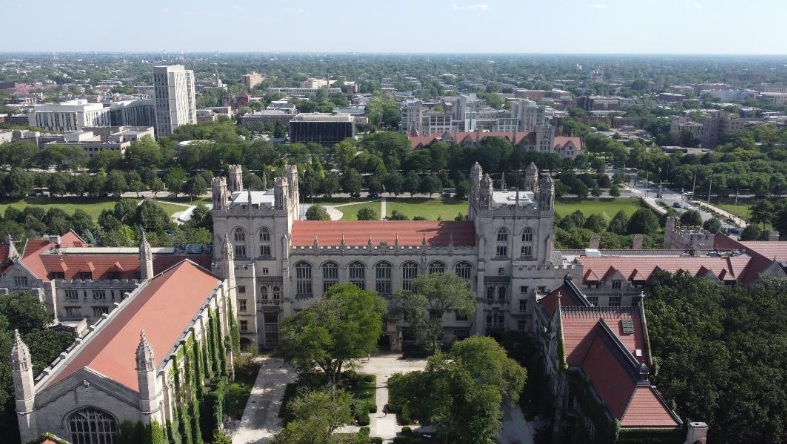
[228,164,244,193]
[12,330,37,442]
[468,162,483,220]
[152,65,196,137]
[140,232,154,281]
[212,177,229,211]
[538,174,555,212]
[479,174,493,210]
[524,162,539,193]
[222,232,236,296]
[135,331,160,424]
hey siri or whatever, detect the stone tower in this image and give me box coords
[538,174,555,212]
[135,331,160,424]
[222,232,236,296]
[468,162,483,220]
[479,174,493,210]
[228,164,244,193]
[524,162,539,193]
[12,330,36,442]
[140,231,154,281]
[212,177,229,211]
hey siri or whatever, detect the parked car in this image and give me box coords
[673,202,681,208]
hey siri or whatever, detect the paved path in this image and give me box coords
[498,403,535,444]
[380,198,387,219]
[232,358,295,444]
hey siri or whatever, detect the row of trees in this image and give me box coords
[554,207,664,249]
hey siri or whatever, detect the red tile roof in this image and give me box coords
[621,386,682,428]
[43,260,221,392]
[561,308,648,365]
[540,283,590,317]
[291,221,475,247]
[19,232,86,280]
[0,245,10,274]
[37,253,212,281]
[576,256,746,284]
[739,241,787,262]
[553,136,583,152]
[580,330,637,419]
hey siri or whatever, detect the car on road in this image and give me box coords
[673,202,682,208]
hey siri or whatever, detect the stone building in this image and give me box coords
[12,254,237,444]
[210,162,577,350]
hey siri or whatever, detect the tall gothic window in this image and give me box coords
[259,227,272,257]
[233,228,247,258]
[349,261,366,290]
[454,261,472,281]
[375,262,392,296]
[295,262,312,297]
[496,228,509,257]
[322,262,339,293]
[428,261,446,275]
[521,227,534,258]
[402,261,419,291]
[68,407,118,444]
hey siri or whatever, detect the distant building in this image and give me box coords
[29,100,110,132]
[289,113,355,146]
[240,71,264,90]
[108,99,155,127]
[267,87,342,97]
[239,110,294,129]
[152,65,196,137]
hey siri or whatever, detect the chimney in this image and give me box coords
[632,234,644,250]
[589,234,600,249]
[768,231,780,241]
[683,422,708,444]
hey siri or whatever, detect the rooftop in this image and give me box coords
[291,221,476,247]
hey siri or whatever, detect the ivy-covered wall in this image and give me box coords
[617,427,685,444]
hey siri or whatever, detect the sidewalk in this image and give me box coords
[232,357,295,444]
[694,201,748,227]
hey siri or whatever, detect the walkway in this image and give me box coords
[380,197,387,219]
[232,358,295,444]
[498,403,535,444]
[695,201,748,227]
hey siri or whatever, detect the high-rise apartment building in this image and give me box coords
[152,65,196,137]
[240,71,264,90]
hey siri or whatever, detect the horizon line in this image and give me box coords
[2,51,787,58]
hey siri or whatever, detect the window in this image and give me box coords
[260,245,271,256]
[455,329,470,339]
[260,286,268,301]
[349,262,365,289]
[521,246,533,257]
[259,227,271,242]
[609,296,622,307]
[108,271,121,280]
[238,299,247,312]
[65,306,81,317]
[521,227,534,258]
[588,296,599,306]
[375,262,392,296]
[65,290,79,301]
[498,267,505,276]
[486,311,505,329]
[428,261,445,275]
[259,227,272,257]
[454,262,472,280]
[93,290,106,300]
[240,320,248,332]
[80,272,93,281]
[521,227,533,242]
[272,286,281,300]
[238,285,246,293]
[498,286,507,303]
[612,280,622,289]
[68,407,118,444]
[234,228,246,242]
[519,286,529,294]
[295,262,312,297]
[234,244,247,258]
[52,272,65,280]
[537,286,546,293]
[262,267,269,275]
[322,262,339,293]
[402,262,419,291]
[496,228,509,257]
[92,306,109,317]
[487,286,495,301]
[233,228,247,258]
[519,300,527,312]
[517,320,528,332]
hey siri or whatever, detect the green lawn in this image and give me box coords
[0,197,187,220]
[716,202,752,221]
[383,198,468,221]
[336,201,383,221]
[555,197,645,219]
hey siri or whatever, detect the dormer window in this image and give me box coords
[80,272,93,281]
[108,271,121,280]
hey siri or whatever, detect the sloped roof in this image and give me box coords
[42,260,221,392]
[739,241,787,262]
[561,307,649,365]
[554,136,583,152]
[539,282,591,317]
[0,245,10,274]
[36,253,211,281]
[580,328,637,419]
[291,221,476,247]
[577,256,742,284]
[19,231,86,280]
[621,386,683,428]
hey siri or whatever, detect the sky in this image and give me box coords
[2,0,787,54]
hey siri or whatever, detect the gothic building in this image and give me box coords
[211,162,579,350]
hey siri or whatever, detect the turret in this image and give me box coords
[479,174,493,210]
[524,162,539,193]
[135,331,159,424]
[228,164,244,193]
[212,177,229,211]
[286,165,300,218]
[12,330,36,441]
[140,232,154,281]
[538,174,555,212]
[468,162,483,220]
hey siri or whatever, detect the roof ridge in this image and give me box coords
[596,319,642,381]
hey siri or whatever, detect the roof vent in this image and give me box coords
[621,319,634,335]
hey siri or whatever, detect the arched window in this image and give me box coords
[402,261,419,291]
[521,227,534,258]
[496,228,509,257]
[68,407,118,444]
[349,261,366,290]
[233,228,247,258]
[259,227,271,257]
[260,286,268,301]
[295,262,312,297]
[322,262,339,293]
[273,286,281,300]
[454,261,472,280]
[487,286,495,301]
[428,261,446,275]
[375,262,392,296]
[498,286,507,302]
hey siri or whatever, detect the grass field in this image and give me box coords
[554,197,646,219]
[716,202,752,221]
[383,198,468,221]
[0,197,187,220]
[336,201,382,221]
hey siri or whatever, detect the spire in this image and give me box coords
[139,231,154,280]
[135,330,155,372]
[224,232,234,262]
[340,232,346,247]
[11,330,31,372]
[395,233,400,247]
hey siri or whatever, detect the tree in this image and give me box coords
[104,170,128,197]
[608,184,621,198]
[356,207,378,221]
[607,210,630,235]
[404,171,421,197]
[184,175,208,199]
[320,172,341,197]
[278,284,387,386]
[0,292,53,333]
[135,200,171,234]
[165,167,188,196]
[750,200,774,228]
[703,218,722,234]
[679,209,703,227]
[341,169,363,197]
[305,205,331,221]
[125,136,164,170]
[628,208,659,234]
[740,224,761,241]
[388,337,526,444]
[47,172,70,197]
[393,273,475,353]
[3,168,33,199]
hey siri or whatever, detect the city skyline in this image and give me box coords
[3,0,787,55]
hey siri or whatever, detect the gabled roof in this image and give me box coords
[577,256,742,284]
[37,252,211,281]
[539,280,592,317]
[41,260,221,392]
[621,386,683,428]
[739,241,787,262]
[19,231,86,280]
[291,221,476,247]
[554,136,583,152]
[561,307,649,366]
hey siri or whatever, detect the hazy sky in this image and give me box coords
[3,0,786,54]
